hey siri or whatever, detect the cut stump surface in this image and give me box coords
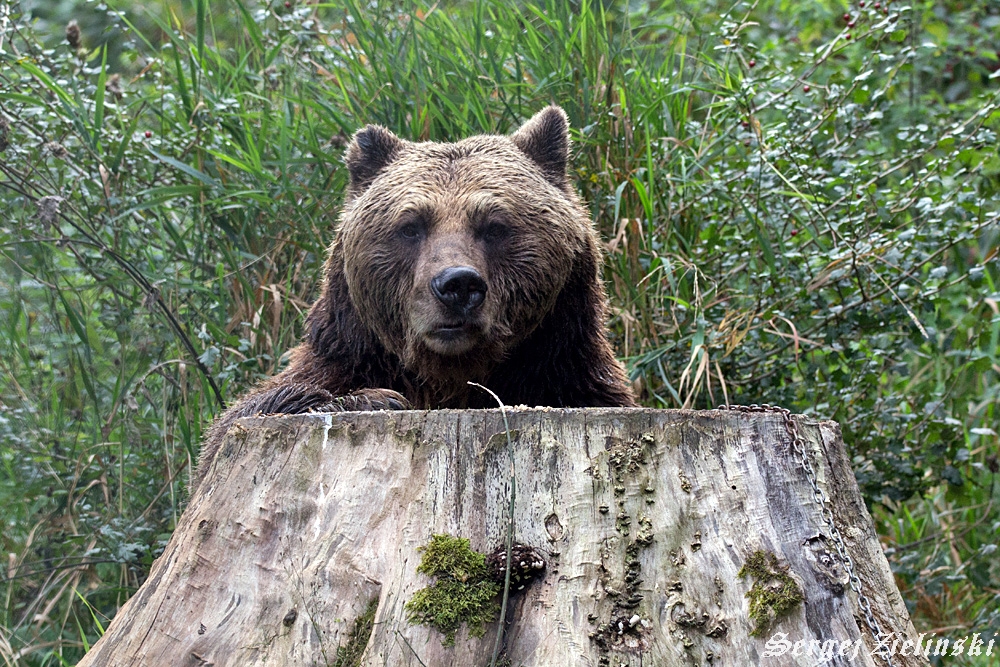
[77,408,926,667]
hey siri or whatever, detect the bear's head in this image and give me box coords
[334,106,598,391]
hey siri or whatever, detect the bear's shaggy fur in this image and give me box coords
[195,106,635,486]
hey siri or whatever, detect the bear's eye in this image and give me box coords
[397,221,425,241]
[480,221,510,243]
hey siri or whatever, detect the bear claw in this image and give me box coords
[315,388,412,412]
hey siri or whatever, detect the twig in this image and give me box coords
[468,382,515,667]
[1,559,119,585]
[394,629,428,667]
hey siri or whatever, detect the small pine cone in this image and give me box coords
[66,20,82,50]
[0,117,9,153]
[486,543,547,590]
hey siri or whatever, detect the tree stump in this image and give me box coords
[77,409,927,667]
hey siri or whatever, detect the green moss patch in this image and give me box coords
[334,597,378,667]
[739,550,803,637]
[405,534,501,645]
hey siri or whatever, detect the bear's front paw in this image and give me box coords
[317,388,411,412]
[256,384,336,415]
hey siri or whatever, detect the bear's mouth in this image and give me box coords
[424,321,483,355]
[431,324,466,340]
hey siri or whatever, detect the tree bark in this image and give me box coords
[77,409,927,667]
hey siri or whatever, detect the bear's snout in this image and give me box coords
[430,266,487,316]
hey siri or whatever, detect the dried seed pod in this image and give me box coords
[36,196,64,230]
[44,142,69,159]
[106,74,124,100]
[66,20,82,50]
[143,285,162,314]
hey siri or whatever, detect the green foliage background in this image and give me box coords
[0,0,998,663]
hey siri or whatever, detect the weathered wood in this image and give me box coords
[77,409,927,667]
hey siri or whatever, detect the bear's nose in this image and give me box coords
[430,266,487,315]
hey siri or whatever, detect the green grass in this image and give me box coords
[1,0,998,664]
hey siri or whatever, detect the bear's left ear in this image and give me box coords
[345,125,404,192]
[511,106,569,187]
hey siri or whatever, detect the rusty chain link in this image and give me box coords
[718,403,895,667]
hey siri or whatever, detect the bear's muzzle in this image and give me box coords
[430,265,487,316]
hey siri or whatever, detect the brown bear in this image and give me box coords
[194,106,636,486]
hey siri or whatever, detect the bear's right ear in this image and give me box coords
[345,125,404,192]
[511,106,569,187]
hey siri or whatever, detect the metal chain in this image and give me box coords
[718,403,895,667]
